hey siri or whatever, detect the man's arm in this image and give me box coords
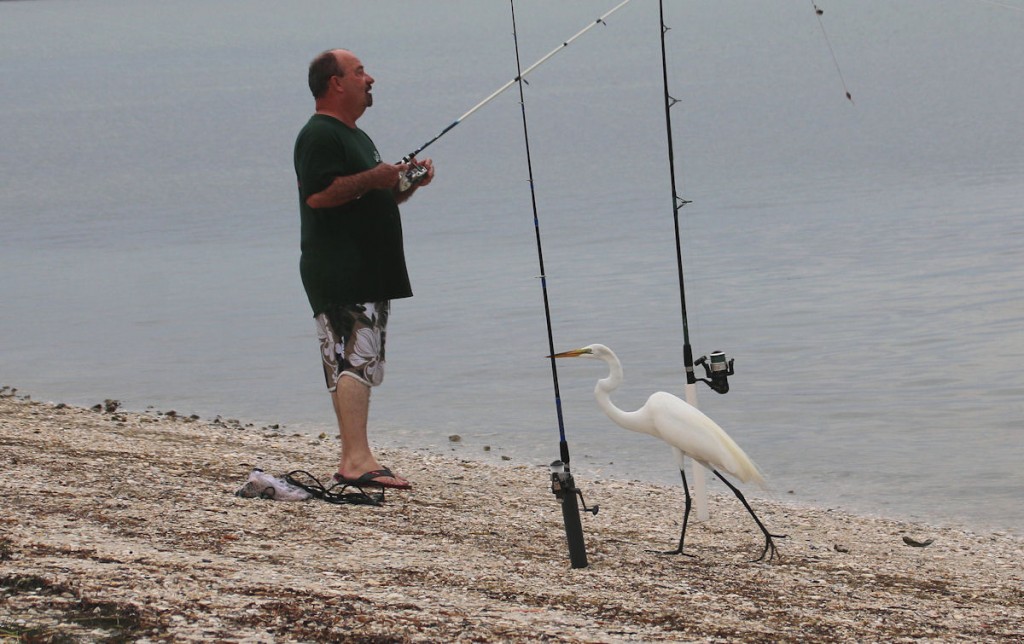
[306,162,407,209]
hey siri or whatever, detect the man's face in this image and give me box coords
[335,51,375,111]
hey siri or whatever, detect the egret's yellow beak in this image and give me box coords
[548,347,591,359]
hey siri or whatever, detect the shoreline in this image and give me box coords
[2,391,1022,641]
[12,385,1018,541]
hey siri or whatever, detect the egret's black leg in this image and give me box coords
[649,468,696,557]
[713,470,787,562]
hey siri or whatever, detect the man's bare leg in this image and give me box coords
[332,375,407,487]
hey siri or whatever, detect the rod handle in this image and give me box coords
[560,477,589,568]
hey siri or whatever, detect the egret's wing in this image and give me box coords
[647,392,765,487]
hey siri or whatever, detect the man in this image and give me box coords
[294,49,434,490]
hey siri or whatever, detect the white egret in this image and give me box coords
[551,343,784,561]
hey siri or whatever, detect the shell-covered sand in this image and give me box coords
[1,389,1022,642]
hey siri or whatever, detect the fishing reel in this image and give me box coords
[549,461,599,516]
[397,163,429,192]
[695,350,735,394]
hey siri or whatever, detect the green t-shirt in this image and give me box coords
[293,114,413,314]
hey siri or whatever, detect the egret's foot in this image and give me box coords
[752,532,788,563]
[647,546,697,558]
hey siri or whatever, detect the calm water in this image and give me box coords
[2,0,1022,534]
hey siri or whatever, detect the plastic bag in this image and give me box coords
[235,468,312,502]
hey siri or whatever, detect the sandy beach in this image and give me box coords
[1,388,1022,642]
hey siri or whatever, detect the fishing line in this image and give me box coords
[967,0,1024,11]
[509,0,599,570]
[401,0,636,162]
[810,1,854,103]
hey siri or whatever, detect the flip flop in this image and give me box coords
[334,467,412,490]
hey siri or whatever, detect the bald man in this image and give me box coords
[294,49,434,490]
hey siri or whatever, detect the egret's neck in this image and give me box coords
[594,358,651,436]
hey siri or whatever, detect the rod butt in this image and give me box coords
[560,473,589,568]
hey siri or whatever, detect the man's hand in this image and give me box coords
[372,161,409,191]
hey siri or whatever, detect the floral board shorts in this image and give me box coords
[314,301,390,390]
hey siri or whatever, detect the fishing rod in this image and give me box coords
[658,1,735,397]
[400,0,636,165]
[657,0,736,520]
[508,0,599,570]
[656,2,855,518]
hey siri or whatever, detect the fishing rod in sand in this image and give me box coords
[655,1,852,518]
[507,0,603,570]
[657,0,736,521]
[396,0,637,190]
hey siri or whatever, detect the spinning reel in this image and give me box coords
[397,163,429,192]
[549,461,599,516]
[694,350,735,394]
